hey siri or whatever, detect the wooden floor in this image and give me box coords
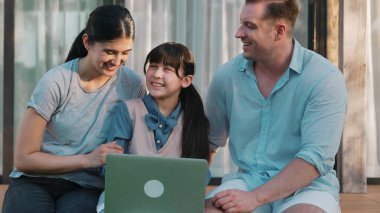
[1,184,380,212]
[340,185,380,213]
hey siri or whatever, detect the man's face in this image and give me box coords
[235,2,277,61]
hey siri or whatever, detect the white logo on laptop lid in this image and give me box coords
[144,179,164,198]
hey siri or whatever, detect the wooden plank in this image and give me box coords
[340,0,367,193]
[326,0,343,189]
[326,0,340,67]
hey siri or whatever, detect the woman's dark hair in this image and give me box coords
[143,42,211,162]
[65,5,135,62]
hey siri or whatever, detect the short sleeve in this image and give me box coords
[107,102,133,143]
[28,69,66,121]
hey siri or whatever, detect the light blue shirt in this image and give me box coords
[206,40,347,200]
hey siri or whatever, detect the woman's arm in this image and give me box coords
[14,108,124,174]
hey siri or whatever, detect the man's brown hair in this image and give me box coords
[245,0,299,28]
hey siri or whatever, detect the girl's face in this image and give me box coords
[84,35,133,77]
[146,62,192,103]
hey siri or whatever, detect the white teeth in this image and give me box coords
[152,82,163,87]
[105,62,116,69]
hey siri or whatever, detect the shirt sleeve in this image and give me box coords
[205,70,230,151]
[296,71,347,176]
[107,102,133,145]
[27,69,65,121]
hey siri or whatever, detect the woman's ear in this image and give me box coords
[181,75,193,88]
[82,33,90,50]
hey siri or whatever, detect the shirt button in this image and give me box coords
[159,124,163,128]
[156,140,161,144]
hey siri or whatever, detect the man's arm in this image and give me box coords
[212,158,319,212]
[212,64,347,213]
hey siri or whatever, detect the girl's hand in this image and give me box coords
[83,141,124,168]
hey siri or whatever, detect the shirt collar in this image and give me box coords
[142,94,182,122]
[238,38,304,75]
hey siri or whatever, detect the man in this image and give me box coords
[205,0,347,212]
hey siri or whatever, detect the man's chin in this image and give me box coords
[242,53,254,61]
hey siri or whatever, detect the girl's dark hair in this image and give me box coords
[65,5,135,62]
[144,42,210,162]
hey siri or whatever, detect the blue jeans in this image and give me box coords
[2,176,102,213]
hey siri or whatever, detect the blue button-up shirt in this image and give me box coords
[206,40,347,200]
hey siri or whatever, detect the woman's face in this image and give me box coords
[84,35,133,77]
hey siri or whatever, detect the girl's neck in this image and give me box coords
[153,95,180,117]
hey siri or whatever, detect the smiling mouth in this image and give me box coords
[242,41,251,46]
[151,82,164,87]
[104,62,118,71]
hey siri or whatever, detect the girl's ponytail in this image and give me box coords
[180,85,210,162]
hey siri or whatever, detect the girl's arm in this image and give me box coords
[14,107,124,174]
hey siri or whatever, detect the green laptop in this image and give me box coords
[105,154,208,213]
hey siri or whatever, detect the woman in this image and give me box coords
[2,5,145,213]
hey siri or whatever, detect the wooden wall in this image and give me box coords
[330,0,367,193]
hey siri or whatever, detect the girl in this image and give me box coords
[97,42,210,213]
[3,5,145,213]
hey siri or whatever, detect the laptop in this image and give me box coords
[105,154,209,213]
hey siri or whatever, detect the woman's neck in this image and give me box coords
[78,57,111,92]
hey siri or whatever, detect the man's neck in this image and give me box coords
[255,38,294,77]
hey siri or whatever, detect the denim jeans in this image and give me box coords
[2,176,102,213]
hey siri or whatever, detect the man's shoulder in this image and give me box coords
[302,48,340,74]
[214,54,246,76]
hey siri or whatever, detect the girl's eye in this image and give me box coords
[164,67,175,72]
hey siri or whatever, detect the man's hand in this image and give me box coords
[212,189,260,213]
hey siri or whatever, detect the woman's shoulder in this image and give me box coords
[118,66,144,82]
[43,59,78,81]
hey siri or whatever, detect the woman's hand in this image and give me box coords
[15,108,125,173]
[83,141,124,168]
